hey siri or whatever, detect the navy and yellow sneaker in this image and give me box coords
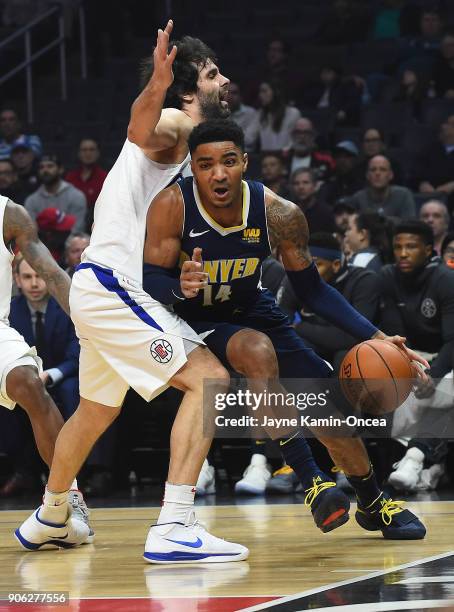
[304,476,350,533]
[355,494,426,540]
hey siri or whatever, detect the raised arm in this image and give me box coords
[265,189,429,369]
[143,186,207,303]
[127,20,187,154]
[4,201,71,314]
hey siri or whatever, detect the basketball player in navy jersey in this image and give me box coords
[143,119,428,539]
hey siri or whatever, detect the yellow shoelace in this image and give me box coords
[272,465,294,477]
[379,498,404,526]
[304,476,336,508]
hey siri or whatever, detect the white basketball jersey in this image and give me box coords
[0,195,14,324]
[83,138,190,284]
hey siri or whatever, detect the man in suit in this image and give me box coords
[0,257,79,495]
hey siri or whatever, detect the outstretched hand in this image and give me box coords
[180,247,208,298]
[152,19,177,90]
[381,334,430,383]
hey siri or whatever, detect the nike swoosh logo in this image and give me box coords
[164,536,203,548]
[189,229,210,238]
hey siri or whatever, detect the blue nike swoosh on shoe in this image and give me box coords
[163,536,203,548]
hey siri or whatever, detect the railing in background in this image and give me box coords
[0,2,87,124]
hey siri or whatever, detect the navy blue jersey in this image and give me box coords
[174,177,271,320]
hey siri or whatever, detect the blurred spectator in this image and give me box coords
[65,139,107,230]
[302,65,362,125]
[392,69,428,118]
[380,220,454,491]
[264,39,291,90]
[319,141,363,205]
[433,31,454,98]
[333,200,356,234]
[36,208,76,265]
[344,211,394,272]
[10,141,40,197]
[11,257,79,415]
[260,153,290,198]
[245,81,301,152]
[351,155,416,217]
[278,232,380,371]
[0,158,28,202]
[64,232,90,277]
[227,82,258,151]
[25,154,87,232]
[290,168,336,234]
[373,0,406,40]
[420,200,450,254]
[414,115,454,211]
[358,128,403,184]
[0,108,42,160]
[316,0,369,44]
[441,231,454,268]
[2,257,79,495]
[285,118,335,179]
[398,7,444,73]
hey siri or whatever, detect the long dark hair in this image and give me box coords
[258,81,287,133]
[355,211,394,263]
[140,36,217,109]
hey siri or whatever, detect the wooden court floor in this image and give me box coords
[1,501,454,611]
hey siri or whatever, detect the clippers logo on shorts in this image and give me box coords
[150,339,173,364]
[421,298,437,319]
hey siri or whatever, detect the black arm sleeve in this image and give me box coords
[295,271,380,353]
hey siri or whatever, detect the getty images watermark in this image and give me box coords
[213,388,387,430]
[202,377,454,439]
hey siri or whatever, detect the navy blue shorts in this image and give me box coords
[187,290,332,378]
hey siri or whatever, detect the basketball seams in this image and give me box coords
[363,342,399,410]
[355,345,382,413]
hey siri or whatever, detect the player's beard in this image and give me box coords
[199,92,230,120]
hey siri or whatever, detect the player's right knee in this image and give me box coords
[6,365,46,406]
[230,332,278,377]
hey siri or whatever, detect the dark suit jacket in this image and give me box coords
[9,295,79,380]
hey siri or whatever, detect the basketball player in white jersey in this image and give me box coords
[17,21,248,562]
[0,196,92,543]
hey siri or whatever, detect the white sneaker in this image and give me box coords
[144,509,249,564]
[415,463,445,491]
[68,490,95,543]
[195,460,216,496]
[234,454,271,495]
[15,505,90,550]
[388,447,425,491]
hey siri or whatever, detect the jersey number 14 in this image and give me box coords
[203,284,232,306]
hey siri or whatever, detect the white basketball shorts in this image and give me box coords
[70,263,204,407]
[0,320,42,410]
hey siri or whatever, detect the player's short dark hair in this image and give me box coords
[309,232,342,251]
[141,36,217,109]
[394,219,434,246]
[188,119,245,154]
[441,231,454,256]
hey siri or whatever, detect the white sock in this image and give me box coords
[39,487,69,523]
[157,482,195,525]
[70,479,78,491]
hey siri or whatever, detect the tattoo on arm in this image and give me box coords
[266,193,312,270]
[5,202,71,314]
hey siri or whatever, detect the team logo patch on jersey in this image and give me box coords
[150,339,173,364]
[421,298,437,318]
[243,228,261,243]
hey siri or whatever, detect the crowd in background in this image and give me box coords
[0,0,453,500]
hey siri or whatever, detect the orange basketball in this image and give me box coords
[339,339,415,414]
